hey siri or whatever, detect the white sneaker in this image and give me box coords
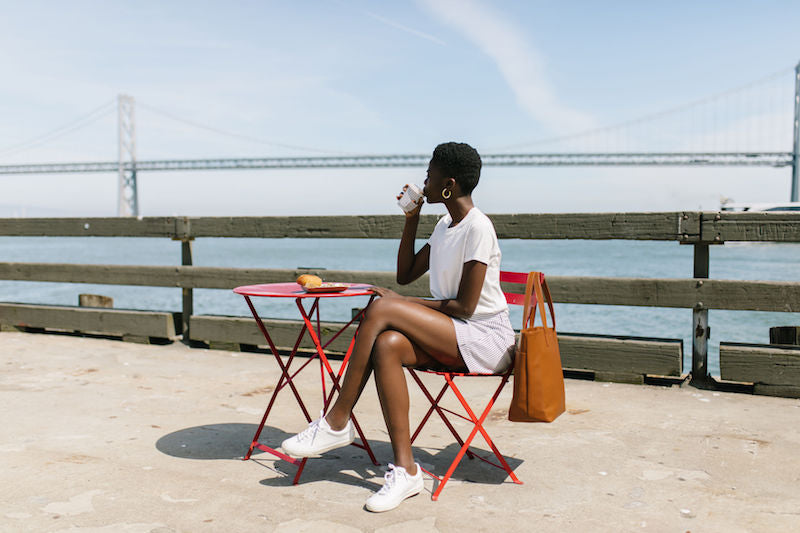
[365,463,424,512]
[281,413,354,458]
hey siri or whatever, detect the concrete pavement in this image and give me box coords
[1,331,799,532]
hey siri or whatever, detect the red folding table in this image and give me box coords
[233,282,379,483]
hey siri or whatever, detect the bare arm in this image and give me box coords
[375,260,487,319]
[396,208,430,285]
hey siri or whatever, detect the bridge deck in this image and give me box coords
[1,331,798,532]
[0,151,793,175]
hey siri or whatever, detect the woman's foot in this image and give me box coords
[365,463,424,512]
[280,414,354,458]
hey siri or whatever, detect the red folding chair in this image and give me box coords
[407,270,538,500]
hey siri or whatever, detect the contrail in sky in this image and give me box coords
[365,10,447,46]
[419,0,595,135]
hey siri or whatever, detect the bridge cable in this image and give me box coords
[490,65,795,152]
[137,101,357,156]
[0,100,116,158]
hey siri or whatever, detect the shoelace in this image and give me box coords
[377,464,400,495]
[294,411,328,443]
[295,419,321,442]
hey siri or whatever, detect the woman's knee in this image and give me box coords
[363,296,403,322]
[372,330,410,369]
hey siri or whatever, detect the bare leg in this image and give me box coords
[371,330,427,472]
[326,297,463,427]
[323,297,464,472]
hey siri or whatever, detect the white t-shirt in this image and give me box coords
[428,207,508,318]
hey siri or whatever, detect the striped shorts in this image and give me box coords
[451,309,516,374]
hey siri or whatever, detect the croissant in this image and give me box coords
[296,274,323,288]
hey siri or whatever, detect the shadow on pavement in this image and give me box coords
[415,442,524,486]
[155,422,284,460]
[255,439,523,491]
[156,423,524,492]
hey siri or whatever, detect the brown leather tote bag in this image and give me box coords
[508,272,565,423]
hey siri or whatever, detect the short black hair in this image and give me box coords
[430,142,482,195]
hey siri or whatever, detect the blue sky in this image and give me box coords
[1,0,799,216]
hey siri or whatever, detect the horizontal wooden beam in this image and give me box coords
[3,263,798,311]
[0,303,177,339]
[189,316,682,377]
[187,212,703,241]
[558,333,682,377]
[0,263,431,295]
[1,212,798,241]
[540,276,800,312]
[0,217,177,237]
[719,341,800,398]
[190,315,356,353]
[0,262,188,287]
[491,212,702,241]
[187,215,439,239]
[701,212,800,242]
[0,212,706,241]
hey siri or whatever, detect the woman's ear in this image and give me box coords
[446,177,458,192]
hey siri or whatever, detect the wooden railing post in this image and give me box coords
[174,217,194,343]
[692,243,710,385]
[181,238,193,342]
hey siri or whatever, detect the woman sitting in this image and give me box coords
[281,142,516,512]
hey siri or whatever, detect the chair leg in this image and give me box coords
[444,374,522,485]
[428,376,485,500]
[409,371,522,500]
[408,370,476,459]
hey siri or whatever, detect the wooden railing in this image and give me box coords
[1,212,798,396]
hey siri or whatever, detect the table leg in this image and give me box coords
[296,296,380,466]
[242,296,315,471]
[244,296,312,420]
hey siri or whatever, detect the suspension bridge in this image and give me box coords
[1,63,799,216]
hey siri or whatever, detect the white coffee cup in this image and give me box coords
[398,183,423,213]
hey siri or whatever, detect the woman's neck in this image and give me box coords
[446,197,474,226]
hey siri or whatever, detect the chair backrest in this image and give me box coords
[499,270,538,306]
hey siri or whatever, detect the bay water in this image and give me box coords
[1,236,798,377]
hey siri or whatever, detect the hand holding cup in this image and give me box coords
[397,183,423,217]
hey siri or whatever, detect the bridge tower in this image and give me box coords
[117,94,138,217]
[793,62,800,202]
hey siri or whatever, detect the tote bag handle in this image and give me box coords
[521,272,556,331]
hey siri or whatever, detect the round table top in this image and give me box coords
[233,282,375,298]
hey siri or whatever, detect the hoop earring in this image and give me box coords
[441,188,452,200]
